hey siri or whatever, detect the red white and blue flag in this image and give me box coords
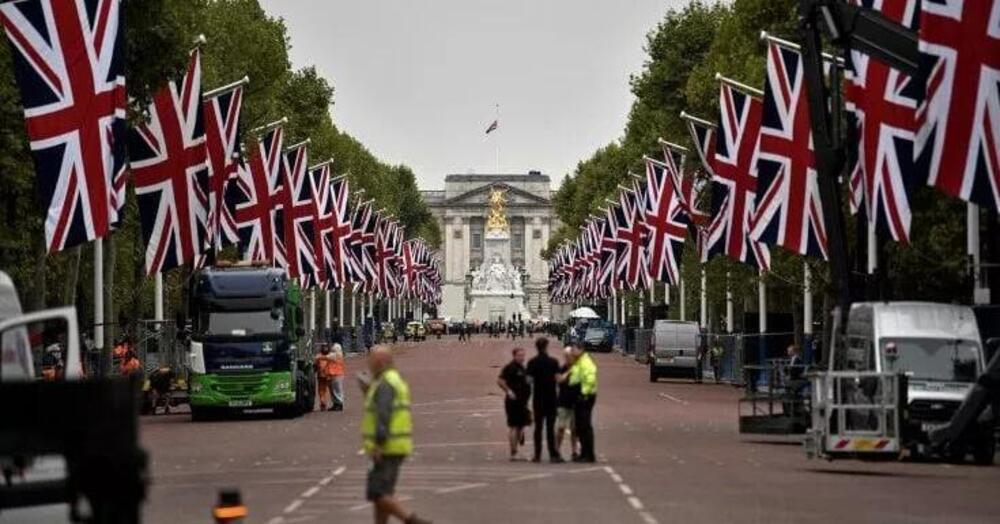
[919,0,1000,212]
[304,160,333,289]
[845,0,924,244]
[708,82,770,270]
[644,156,689,286]
[321,174,354,289]
[202,80,245,249]
[275,141,314,280]
[130,47,209,274]
[615,184,649,290]
[233,124,284,263]
[1,0,127,253]
[753,40,828,260]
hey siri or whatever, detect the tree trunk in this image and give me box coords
[63,245,82,307]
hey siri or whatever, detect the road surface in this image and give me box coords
[139,335,1000,524]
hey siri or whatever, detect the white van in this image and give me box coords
[839,302,993,460]
[649,320,701,382]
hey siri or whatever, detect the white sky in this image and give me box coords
[259,0,685,190]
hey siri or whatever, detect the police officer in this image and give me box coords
[358,347,431,524]
[568,345,598,463]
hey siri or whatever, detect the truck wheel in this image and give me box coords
[191,406,211,422]
[972,436,996,466]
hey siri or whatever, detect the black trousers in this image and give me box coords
[532,403,558,459]
[574,394,596,460]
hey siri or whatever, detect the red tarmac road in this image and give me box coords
[141,335,1000,524]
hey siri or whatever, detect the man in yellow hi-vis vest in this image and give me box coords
[568,345,598,463]
[358,346,431,524]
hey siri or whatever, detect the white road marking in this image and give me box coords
[640,511,660,524]
[507,472,553,482]
[628,496,645,511]
[610,473,623,483]
[619,484,633,495]
[566,466,604,474]
[301,486,320,499]
[434,482,488,494]
[283,499,304,514]
[266,518,284,524]
[658,392,689,405]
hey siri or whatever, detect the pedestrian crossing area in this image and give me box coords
[265,462,609,524]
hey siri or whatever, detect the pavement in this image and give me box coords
[138,335,1000,524]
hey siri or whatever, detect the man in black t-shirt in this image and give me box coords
[497,347,531,460]
[526,337,562,463]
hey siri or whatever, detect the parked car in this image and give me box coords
[582,326,615,353]
[405,321,426,341]
[649,320,700,382]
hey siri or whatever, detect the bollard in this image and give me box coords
[212,488,247,523]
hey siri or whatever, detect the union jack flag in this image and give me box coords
[275,141,315,281]
[598,209,618,295]
[660,139,709,227]
[233,124,284,263]
[305,160,333,289]
[375,217,402,297]
[919,0,1000,212]
[844,0,923,244]
[130,47,209,274]
[683,112,721,262]
[615,185,649,290]
[753,40,829,259]
[321,174,354,289]
[644,156,689,285]
[1,0,126,253]
[202,81,245,249]
[708,82,770,270]
[351,201,379,292]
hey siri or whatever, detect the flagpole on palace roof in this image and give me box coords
[495,103,500,174]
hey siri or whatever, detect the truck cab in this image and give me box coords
[810,302,995,463]
[186,265,314,419]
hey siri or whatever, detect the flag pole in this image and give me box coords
[94,238,104,375]
[494,103,500,174]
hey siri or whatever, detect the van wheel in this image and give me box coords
[972,437,995,466]
[649,369,658,383]
[190,406,212,422]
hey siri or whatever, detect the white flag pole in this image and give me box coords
[803,263,813,335]
[968,203,984,304]
[324,289,331,330]
[94,238,104,360]
[699,268,707,329]
[759,270,767,334]
[154,272,164,322]
[339,288,345,327]
[350,290,356,327]
[867,222,878,275]
[725,272,734,333]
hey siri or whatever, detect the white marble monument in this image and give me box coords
[466,187,530,321]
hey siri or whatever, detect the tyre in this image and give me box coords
[972,436,996,466]
[190,406,212,422]
[649,368,658,383]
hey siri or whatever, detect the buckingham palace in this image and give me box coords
[421,172,561,321]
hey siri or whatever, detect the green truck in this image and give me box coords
[186,264,315,420]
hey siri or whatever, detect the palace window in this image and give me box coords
[472,232,482,249]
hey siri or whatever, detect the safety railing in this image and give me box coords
[805,371,906,459]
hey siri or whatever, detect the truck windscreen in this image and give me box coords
[881,338,980,382]
[206,311,282,336]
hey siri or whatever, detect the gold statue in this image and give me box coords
[485,186,509,233]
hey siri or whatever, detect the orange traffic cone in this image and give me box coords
[212,489,247,523]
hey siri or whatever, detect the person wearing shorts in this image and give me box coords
[557,346,580,459]
[497,347,531,460]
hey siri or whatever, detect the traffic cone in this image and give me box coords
[212,488,247,523]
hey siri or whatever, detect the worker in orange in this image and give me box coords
[328,343,346,411]
[314,344,336,411]
[119,348,142,377]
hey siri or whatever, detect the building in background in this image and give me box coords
[422,172,561,321]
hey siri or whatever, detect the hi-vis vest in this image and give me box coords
[569,353,598,396]
[361,368,413,456]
